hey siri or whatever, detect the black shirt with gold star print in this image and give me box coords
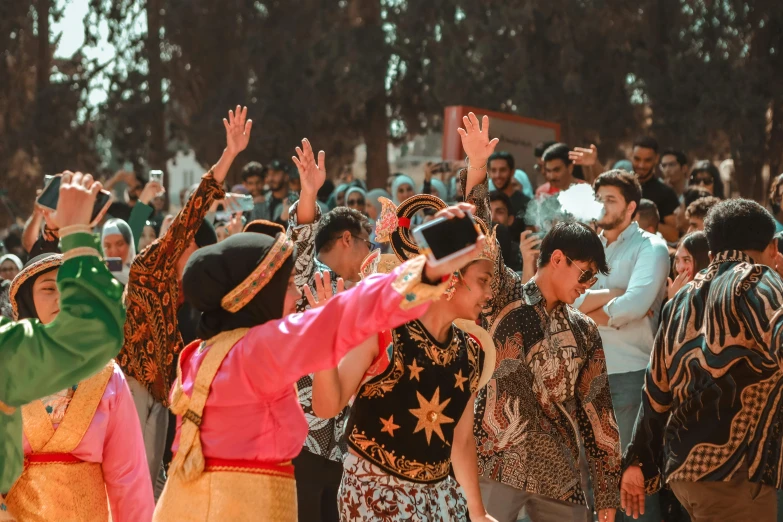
[345,319,485,484]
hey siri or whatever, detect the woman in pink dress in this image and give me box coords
[4,253,153,522]
[153,205,483,521]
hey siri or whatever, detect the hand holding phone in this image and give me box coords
[223,193,255,213]
[36,172,112,229]
[413,203,486,281]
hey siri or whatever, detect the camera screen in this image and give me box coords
[416,215,479,260]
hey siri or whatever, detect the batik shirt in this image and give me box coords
[289,201,349,463]
[463,174,622,510]
[625,251,783,491]
[119,173,225,404]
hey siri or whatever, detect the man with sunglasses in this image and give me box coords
[460,113,622,522]
[574,169,670,522]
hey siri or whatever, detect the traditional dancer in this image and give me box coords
[310,194,498,522]
[0,172,126,514]
[4,254,153,522]
[153,207,483,521]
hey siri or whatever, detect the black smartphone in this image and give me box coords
[412,211,479,265]
[106,257,124,273]
[36,175,113,225]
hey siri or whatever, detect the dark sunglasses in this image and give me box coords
[566,256,598,286]
[347,198,365,206]
[352,235,374,250]
[691,175,713,186]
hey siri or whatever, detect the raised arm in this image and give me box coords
[0,172,126,408]
[137,106,251,270]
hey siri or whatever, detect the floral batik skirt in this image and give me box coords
[338,453,468,522]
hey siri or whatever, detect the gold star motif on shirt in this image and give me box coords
[409,387,454,444]
[407,359,424,381]
[453,370,468,391]
[380,415,400,437]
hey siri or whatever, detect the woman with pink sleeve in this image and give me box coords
[153,204,483,521]
[4,253,153,522]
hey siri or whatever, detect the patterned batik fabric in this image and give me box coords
[289,201,349,463]
[462,174,622,511]
[624,250,783,493]
[119,173,225,405]
[338,453,468,522]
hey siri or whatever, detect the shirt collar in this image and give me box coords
[711,250,756,266]
[522,279,565,314]
[600,221,639,246]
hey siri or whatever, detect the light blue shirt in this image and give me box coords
[575,222,670,374]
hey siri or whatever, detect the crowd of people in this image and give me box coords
[0,106,780,522]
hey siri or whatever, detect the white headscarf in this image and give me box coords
[101,218,136,285]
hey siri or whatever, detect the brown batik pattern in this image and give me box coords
[339,453,468,522]
[118,173,225,404]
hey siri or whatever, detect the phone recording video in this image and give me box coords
[412,211,480,265]
[36,175,113,226]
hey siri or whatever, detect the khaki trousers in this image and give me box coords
[670,474,777,522]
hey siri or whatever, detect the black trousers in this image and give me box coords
[294,450,343,522]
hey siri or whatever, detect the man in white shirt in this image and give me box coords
[575,170,670,522]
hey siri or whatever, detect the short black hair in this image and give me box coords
[489,190,512,213]
[542,143,571,166]
[661,149,688,166]
[266,159,289,175]
[534,140,558,158]
[683,186,712,208]
[241,161,265,182]
[314,207,373,253]
[593,169,642,217]
[488,151,515,173]
[704,199,776,253]
[632,136,659,154]
[538,221,609,274]
[685,196,720,220]
[689,160,724,199]
[637,198,660,230]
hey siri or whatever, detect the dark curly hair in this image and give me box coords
[314,207,372,254]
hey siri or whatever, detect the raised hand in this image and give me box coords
[223,105,253,157]
[292,138,326,195]
[519,230,542,269]
[227,212,244,236]
[569,144,598,166]
[667,271,690,300]
[620,465,646,520]
[423,203,486,281]
[47,171,104,229]
[303,271,345,309]
[457,112,499,166]
[139,179,165,205]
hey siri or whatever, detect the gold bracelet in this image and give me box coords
[466,158,487,171]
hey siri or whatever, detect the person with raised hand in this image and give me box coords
[287,138,374,521]
[0,171,127,507]
[117,105,252,497]
[459,112,621,522]
[152,208,484,521]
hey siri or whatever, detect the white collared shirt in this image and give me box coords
[575,222,670,374]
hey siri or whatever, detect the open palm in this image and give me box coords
[457,112,499,165]
[224,105,253,156]
[292,138,326,194]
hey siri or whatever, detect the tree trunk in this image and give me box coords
[34,0,51,167]
[351,0,389,190]
[146,0,168,205]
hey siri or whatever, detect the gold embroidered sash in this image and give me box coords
[169,328,249,482]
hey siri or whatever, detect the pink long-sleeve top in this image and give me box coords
[171,262,439,463]
[22,363,154,522]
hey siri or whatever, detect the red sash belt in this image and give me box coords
[202,458,294,478]
[25,453,83,466]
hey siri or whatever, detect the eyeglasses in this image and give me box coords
[347,198,365,206]
[691,176,713,186]
[565,256,597,286]
[352,235,374,250]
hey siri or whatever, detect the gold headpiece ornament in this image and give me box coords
[220,233,294,313]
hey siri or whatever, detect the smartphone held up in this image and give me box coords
[36,174,113,227]
[412,210,480,267]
